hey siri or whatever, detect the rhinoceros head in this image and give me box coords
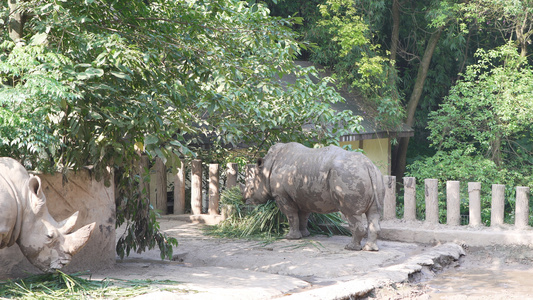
[243,158,271,205]
[17,175,95,272]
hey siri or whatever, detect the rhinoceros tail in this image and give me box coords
[366,163,384,214]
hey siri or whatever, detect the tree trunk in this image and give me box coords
[515,12,531,58]
[8,0,24,42]
[490,118,502,166]
[390,0,400,64]
[388,0,400,98]
[392,28,443,179]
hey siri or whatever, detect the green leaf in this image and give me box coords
[89,111,102,120]
[30,32,48,45]
[77,67,104,80]
[85,67,104,77]
[110,70,132,81]
[144,135,158,146]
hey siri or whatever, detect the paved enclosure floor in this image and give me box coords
[84,217,465,299]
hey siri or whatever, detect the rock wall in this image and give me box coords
[0,170,115,278]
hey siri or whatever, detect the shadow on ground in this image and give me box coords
[84,217,466,300]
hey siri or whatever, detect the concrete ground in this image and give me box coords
[86,216,465,300]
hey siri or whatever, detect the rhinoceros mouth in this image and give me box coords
[49,258,72,271]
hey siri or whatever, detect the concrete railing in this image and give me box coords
[146,159,533,247]
[146,158,248,216]
[383,176,531,228]
[147,159,531,229]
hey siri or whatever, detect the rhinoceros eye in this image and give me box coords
[45,232,57,245]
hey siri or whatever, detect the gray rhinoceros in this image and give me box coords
[243,142,385,251]
[0,157,95,272]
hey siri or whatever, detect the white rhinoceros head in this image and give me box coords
[243,158,271,205]
[17,175,95,272]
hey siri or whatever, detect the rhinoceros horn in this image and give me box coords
[57,211,96,255]
[58,211,80,234]
[63,221,95,255]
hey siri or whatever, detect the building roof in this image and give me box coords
[291,61,414,141]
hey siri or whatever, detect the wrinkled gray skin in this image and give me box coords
[0,157,95,272]
[243,143,385,251]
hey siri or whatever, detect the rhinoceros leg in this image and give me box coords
[362,201,381,251]
[275,196,302,239]
[344,214,366,251]
[285,214,303,239]
[298,211,311,237]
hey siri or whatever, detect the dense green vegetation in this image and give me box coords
[407,43,533,224]
[0,0,359,258]
[267,0,532,224]
[1,0,532,257]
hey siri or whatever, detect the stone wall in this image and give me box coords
[0,170,115,278]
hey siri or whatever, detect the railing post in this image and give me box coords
[446,181,460,226]
[191,159,203,215]
[425,179,439,224]
[208,164,220,215]
[173,163,186,214]
[491,184,505,227]
[226,163,238,189]
[151,157,167,214]
[468,182,482,226]
[404,177,416,221]
[383,175,396,220]
[515,186,530,229]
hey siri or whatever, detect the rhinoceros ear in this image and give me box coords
[64,222,95,255]
[28,175,46,211]
[256,158,264,170]
[28,175,43,196]
[59,211,79,234]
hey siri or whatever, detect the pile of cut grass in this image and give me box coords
[0,271,187,299]
[206,186,351,239]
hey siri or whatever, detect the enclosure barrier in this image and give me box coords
[382,176,531,228]
[146,159,531,228]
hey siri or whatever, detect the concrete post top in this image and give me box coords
[468,182,481,190]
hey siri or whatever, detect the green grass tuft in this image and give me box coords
[206,186,351,239]
[0,271,189,299]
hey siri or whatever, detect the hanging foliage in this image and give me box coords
[0,0,360,258]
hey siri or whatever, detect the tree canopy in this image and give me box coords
[264,0,532,224]
[1,0,360,257]
[428,43,533,167]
